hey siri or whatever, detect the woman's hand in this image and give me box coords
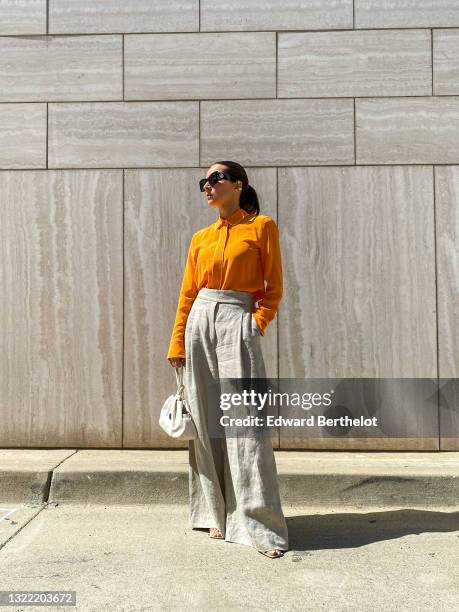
[168,357,186,368]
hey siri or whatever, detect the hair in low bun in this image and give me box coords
[213,160,260,216]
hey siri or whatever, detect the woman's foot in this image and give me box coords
[260,548,284,558]
[209,527,223,539]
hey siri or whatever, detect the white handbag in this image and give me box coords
[159,364,197,440]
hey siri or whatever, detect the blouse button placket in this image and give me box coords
[213,220,229,289]
[212,212,251,289]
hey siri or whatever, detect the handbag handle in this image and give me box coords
[175,362,183,385]
[174,364,185,399]
[174,364,191,415]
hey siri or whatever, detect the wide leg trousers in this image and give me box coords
[184,287,289,552]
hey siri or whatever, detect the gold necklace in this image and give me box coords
[225,212,256,227]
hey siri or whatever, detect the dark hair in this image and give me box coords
[213,160,260,216]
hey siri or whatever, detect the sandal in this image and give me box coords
[259,548,285,559]
[209,528,224,539]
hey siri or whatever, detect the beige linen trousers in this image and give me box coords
[184,287,289,553]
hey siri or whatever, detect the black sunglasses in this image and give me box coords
[199,170,237,192]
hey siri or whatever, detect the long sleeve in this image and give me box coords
[167,234,198,359]
[252,218,283,336]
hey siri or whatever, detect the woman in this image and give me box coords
[167,160,289,559]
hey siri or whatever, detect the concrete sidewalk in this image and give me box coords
[0,449,458,508]
[1,502,458,611]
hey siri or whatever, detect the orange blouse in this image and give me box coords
[167,207,283,359]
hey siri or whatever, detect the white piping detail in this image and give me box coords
[211,226,223,286]
[220,225,228,289]
[213,211,257,289]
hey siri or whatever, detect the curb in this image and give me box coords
[1,449,458,508]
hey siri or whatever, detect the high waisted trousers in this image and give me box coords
[184,287,289,552]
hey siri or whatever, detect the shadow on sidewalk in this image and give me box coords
[286,509,459,552]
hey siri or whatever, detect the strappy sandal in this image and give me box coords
[259,548,285,559]
[209,528,224,539]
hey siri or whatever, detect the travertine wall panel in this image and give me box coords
[278,165,438,450]
[49,0,199,34]
[0,35,122,102]
[0,103,46,168]
[0,170,123,447]
[48,102,199,168]
[0,0,46,35]
[355,1,459,29]
[278,166,436,379]
[278,29,431,98]
[201,99,355,166]
[356,97,459,164]
[433,29,459,95]
[435,166,459,450]
[124,32,276,100]
[200,0,353,31]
